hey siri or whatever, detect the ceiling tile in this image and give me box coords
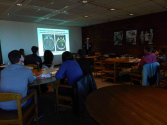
[152,0,167,7]
[90,0,117,5]
[136,1,167,13]
[121,6,151,15]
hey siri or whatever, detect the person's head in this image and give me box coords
[19,49,25,56]
[31,46,38,54]
[78,49,86,58]
[160,48,166,55]
[8,50,21,64]
[62,51,73,62]
[44,50,54,63]
[144,46,153,54]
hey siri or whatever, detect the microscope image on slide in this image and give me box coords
[42,34,55,51]
[55,35,66,51]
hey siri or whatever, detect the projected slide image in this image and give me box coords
[37,28,70,56]
[55,35,66,51]
[43,34,55,51]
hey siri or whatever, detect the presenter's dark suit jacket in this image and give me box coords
[24,54,42,68]
[82,42,92,51]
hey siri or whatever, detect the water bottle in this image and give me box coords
[33,73,36,79]
[36,62,41,72]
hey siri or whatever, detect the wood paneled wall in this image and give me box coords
[82,11,167,58]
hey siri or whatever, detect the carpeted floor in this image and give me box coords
[31,75,130,125]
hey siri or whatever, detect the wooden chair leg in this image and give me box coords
[34,92,39,125]
[56,86,59,115]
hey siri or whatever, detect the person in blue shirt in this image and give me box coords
[56,51,83,86]
[0,50,34,110]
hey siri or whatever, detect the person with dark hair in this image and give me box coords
[77,49,92,76]
[157,48,166,64]
[0,50,34,110]
[24,46,42,68]
[43,50,54,68]
[56,51,83,86]
[19,49,25,62]
[19,49,25,57]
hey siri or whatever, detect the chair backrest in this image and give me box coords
[75,74,97,113]
[101,61,116,70]
[0,92,22,102]
[95,52,102,57]
[142,62,160,86]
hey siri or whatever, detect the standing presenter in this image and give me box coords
[82,38,92,55]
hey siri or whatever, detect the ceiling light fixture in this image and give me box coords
[130,13,134,16]
[82,0,88,3]
[111,8,115,11]
[85,16,89,17]
[17,3,22,6]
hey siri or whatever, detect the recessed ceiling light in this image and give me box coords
[130,13,134,16]
[17,3,22,6]
[111,8,115,11]
[85,16,89,17]
[82,0,88,3]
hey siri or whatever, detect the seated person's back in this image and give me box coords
[139,46,157,67]
[24,46,42,68]
[77,49,92,76]
[43,50,54,68]
[0,50,34,110]
[56,51,83,86]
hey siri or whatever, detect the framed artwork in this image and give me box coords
[140,29,153,44]
[114,31,123,45]
[126,30,137,45]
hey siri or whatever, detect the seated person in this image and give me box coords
[56,51,83,86]
[77,49,92,76]
[19,49,25,62]
[0,50,34,110]
[119,46,157,76]
[43,50,54,68]
[24,46,42,68]
[157,48,166,64]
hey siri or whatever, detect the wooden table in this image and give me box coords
[86,85,167,125]
[76,56,97,59]
[105,58,140,63]
[29,68,59,112]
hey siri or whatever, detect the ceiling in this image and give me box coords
[0,0,167,27]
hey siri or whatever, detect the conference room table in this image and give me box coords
[29,68,59,112]
[104,57,140,63]
[86,85,167,125]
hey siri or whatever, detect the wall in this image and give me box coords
[0,20,82,65]
[82,11,167,58]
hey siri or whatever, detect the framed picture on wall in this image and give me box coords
[114,31,123,45]
[140,29,153,44]
[126,30,137,45]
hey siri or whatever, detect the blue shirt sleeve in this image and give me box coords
[56,62,66,80]
[28,69,34,84]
